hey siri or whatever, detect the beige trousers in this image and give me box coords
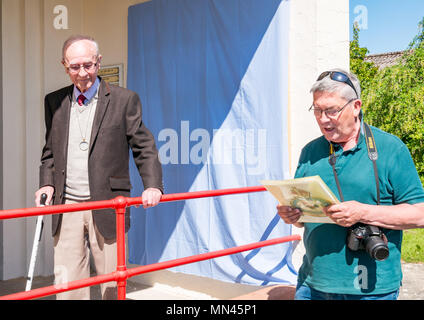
[53,200,118,300]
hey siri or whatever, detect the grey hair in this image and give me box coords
[310,68,361,100]
[62,35,100,61]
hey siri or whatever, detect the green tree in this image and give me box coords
[350,23,378,94]
[351,19,424,185]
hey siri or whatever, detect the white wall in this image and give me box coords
[1,0,349,289]
[288,0,350,175]
[2,0,45,280]
[1,0,147,280]
[288,0,350,270]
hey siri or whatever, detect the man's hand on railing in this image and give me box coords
[35,186,55,207]
[141,187,162,209]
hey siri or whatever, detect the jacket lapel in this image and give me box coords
[89,78,111,152]
[59,85,73,161]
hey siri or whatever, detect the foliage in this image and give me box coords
[351,18,424,185]
[402,229,424,263]
[350,20,424,263]
[349,23,379,94]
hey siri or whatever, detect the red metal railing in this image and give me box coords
[0,186,301,300]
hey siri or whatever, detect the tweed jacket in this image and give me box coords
[39,78,163,239]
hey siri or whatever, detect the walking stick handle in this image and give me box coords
[40,193,48,206]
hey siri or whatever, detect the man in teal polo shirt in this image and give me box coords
[278,68,424,300]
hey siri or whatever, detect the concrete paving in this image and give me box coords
[0,274,218,300]
[0,262,423,300]
[398,263,424,300]
[0,275,145,300]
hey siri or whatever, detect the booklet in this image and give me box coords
[261,176,340,224]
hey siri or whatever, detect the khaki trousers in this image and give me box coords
[53,199,118,300]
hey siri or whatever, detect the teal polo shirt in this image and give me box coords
[295,124,424,295]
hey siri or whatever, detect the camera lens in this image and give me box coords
[366,237,389,261]
[373,245,389,261]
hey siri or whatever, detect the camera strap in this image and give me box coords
[329,122,380,205]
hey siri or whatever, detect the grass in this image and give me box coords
[401,228,424,263]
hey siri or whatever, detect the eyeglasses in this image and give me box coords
[317,71,359,99]
[309,98,355,118]
[64,59,99,74]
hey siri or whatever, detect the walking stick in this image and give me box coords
[25,193,47,291]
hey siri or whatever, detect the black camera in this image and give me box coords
[346,224,389,261]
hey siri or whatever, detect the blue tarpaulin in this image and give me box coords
[127,0,296,285]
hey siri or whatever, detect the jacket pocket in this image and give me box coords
[109,176,132,191]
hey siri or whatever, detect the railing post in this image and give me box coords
[114,196,128,300]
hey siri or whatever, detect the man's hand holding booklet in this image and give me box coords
[261,176,339,224]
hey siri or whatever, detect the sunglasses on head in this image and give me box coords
[317,71,358,99]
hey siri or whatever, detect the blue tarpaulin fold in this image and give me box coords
[127,0,296,285]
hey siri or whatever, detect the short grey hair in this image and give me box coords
[310,68,361,101]
[62,35,100,62]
